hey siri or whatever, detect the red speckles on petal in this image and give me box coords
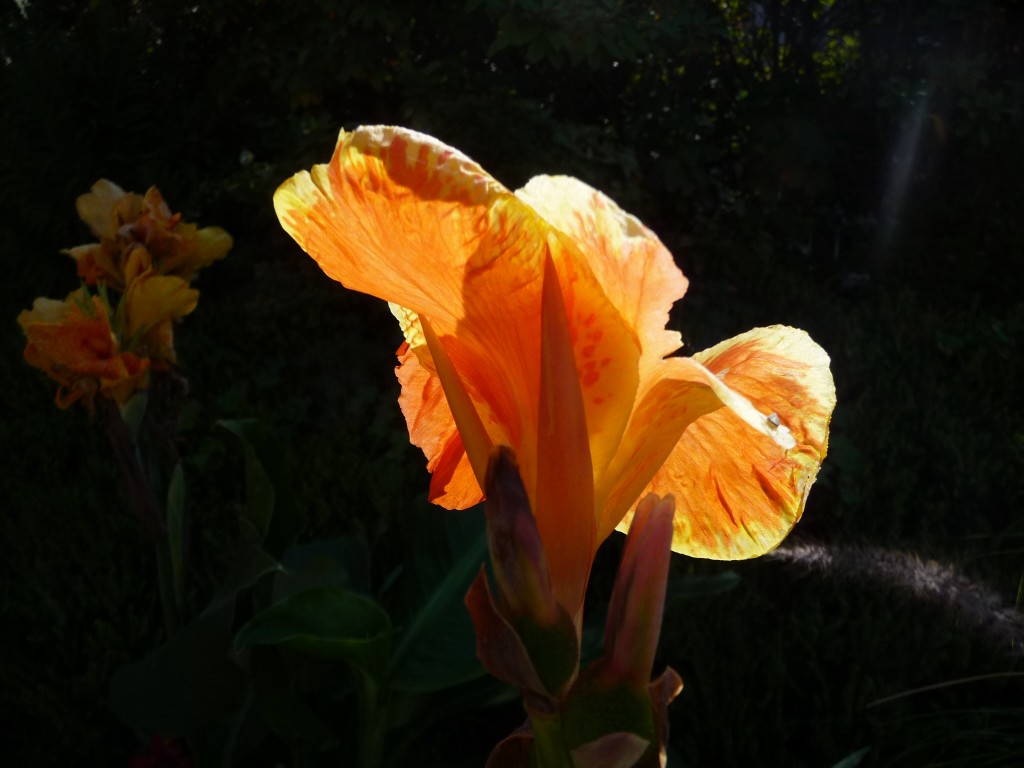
[579,358,602,388]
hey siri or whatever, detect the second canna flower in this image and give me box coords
[19,180,231,411]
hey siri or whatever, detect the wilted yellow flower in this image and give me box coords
[65,179,232,289]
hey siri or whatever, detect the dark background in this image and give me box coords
[1,1,1022,765]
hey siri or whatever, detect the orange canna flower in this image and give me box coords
[22,179,229,412]
[65,179,232,289]
[18,288,150,409]
[275,126,836,620]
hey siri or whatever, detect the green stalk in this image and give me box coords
[353,668,387,768]
[529,710,574,768]
[155,540,179,636]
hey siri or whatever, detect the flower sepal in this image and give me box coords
[555,493,682,767]
[466,447,580,699]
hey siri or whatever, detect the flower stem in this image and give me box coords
[529,710,574,768]
[99,397,165,538]
[155,539,179,636]
[353,669,386,768]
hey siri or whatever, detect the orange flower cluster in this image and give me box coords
[18,180,232,409]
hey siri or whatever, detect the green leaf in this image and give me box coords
[234,587,392,679]
[109,544,281,738]
[387,504,488,692]
[118,388,148,443]
[829,747,870,768]
[217,418,306,557]
[249,646,338,751]
[110,603,248,737]
[218,419,274,541]
[273,536,371,603]
[210,543,284,609]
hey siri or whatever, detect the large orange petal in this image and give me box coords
[275,126,542,490]
[275,127,639,526]
[274,126,512,333]
[626,326,835,559]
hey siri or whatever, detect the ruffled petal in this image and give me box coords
[692,326,834,458]
[516,176,686,367]
[628,326,835,559]
[274,125,511,331]
[396,342,482,509]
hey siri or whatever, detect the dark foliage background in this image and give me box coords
[1,0,1022,765]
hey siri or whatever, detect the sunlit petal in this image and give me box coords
[275,126,546,494]
[597,357,726,541]
[630,326,835,559]
[516,176,686,368]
